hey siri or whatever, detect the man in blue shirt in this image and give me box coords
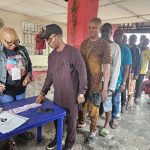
[111,29,132,129]
[126,35,140,109]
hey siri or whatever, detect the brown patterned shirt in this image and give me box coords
[80,38,111,95]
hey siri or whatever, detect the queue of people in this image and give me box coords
[0,17,150,150]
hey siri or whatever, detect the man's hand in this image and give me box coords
[22,74,31,86]
[120,84,125,92]
[77,94,85,104]
[36,94,45,104]
[101,89,108,101]
[133,75,138,80]
[0,83,5,92]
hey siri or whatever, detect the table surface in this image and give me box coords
[0,96,66,141]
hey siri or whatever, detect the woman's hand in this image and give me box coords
[22,74,31,86]
[0,83,5,92]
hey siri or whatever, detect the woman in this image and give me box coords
[0,27,33,150]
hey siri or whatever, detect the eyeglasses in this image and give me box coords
[3,39,20,47]
[88,26,98,30]
[46,34,57,42]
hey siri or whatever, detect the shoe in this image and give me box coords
[77,122,86,128]
[121,106,125,113]
[134,98,140,105]
[84,132,96,144]
[110,119,118,129]
[46,139,56,150]
[116,113,121,121]
[5,138,16,150]
[126,101,132,110]
[17,131,34,141]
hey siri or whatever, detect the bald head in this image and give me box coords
[140,35,146,45]
[0,27,18,42]
[142,38,149,47]
[122,35,127,44]
[113,28,124,45]
[90,17,102,26]
[0,27,18,50]
[129,34,137,45]
[88,17,102,40]
[114,28,124,36]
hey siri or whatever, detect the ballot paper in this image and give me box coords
[0,111,29,134]
[9,103,41,114]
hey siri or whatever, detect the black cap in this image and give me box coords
[41,24,62,39]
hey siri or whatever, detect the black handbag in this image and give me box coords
[89,92,102,107]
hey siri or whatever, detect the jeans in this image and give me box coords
[135,74,145,98]
[112,90,121,119]
[0,92,25,104]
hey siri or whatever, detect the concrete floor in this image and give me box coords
[1,95,150,150]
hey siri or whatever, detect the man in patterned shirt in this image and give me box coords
[78,17,111,144]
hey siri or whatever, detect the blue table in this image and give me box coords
[0,96,66,150]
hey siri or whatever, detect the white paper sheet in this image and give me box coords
[11,68,21,81]
[9,103,41,114]
[0,111,29,134]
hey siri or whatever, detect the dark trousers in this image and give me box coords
[121,88,126,107]
[99,102,104,115]
[54,105,78,148]
[135,74,145,98]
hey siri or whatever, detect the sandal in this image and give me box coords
[126,105,131,110]
[126,99,132,110]
[110,119,118,129]
[17,131,34,141]
[126,103,131,110]
[100,128,109,137]
[5,138,16,150]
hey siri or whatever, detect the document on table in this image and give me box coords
[9,103,41,114]
[0,111,29,134]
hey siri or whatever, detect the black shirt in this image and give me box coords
[4,47,26,96]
